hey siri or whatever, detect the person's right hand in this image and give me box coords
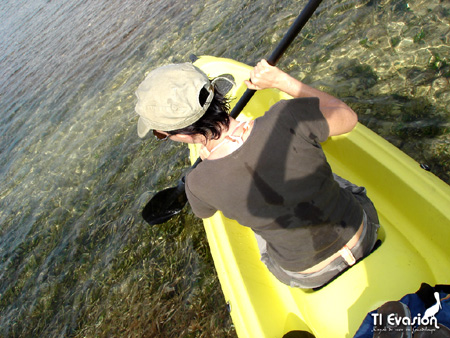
[245,59,285,91]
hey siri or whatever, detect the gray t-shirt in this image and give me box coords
[186,98,363,271]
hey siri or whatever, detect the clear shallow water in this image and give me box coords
[0,0,448,336]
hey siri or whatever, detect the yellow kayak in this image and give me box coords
[188,55,450,338]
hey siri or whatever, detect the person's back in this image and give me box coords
[186,98,362,269]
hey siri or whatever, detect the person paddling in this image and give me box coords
[134,60,380,289]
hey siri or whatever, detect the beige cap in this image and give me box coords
[135,63,214,138]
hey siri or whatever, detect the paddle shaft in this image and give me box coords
[230,0,323,119]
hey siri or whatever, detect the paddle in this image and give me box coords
[142,0,323,225]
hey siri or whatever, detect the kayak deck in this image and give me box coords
[188,56,450,338]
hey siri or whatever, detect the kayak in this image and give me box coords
[188,55,450,338]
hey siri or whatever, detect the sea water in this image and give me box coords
[0,0,448,336]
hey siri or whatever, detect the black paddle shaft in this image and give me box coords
[230,0,323,119]
[143,0,324,225]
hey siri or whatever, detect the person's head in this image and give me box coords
[135,63,231,143]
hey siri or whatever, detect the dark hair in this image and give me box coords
[166,81,231,140]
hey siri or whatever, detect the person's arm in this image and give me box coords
[245,59,358,136]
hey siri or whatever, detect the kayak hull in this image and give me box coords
[188,56,450,338]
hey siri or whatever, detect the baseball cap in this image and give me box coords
[135,63,214,138]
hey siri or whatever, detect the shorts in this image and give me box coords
[255,174,380,289]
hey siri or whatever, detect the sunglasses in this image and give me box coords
[152,130,170,141]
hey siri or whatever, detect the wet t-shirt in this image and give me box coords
[185,98,363,271]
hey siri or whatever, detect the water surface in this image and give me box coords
[0,0,448,336]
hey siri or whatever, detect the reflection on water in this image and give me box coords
[0,0,448,336]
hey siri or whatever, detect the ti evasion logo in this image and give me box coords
[371,292,442,333]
